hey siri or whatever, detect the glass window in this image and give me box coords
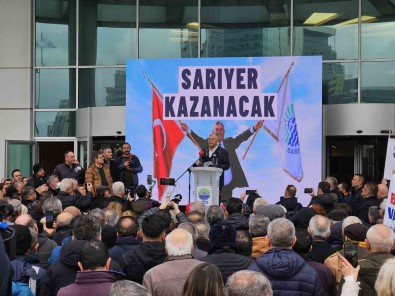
[78,68,126,108]
[201,0,290,57]
[323,62,358,104]
[7,142,33,178]
[79,1,137,65]
[139,0,198,58]
[35,111,76,137]
[361,0,395,59]
[293,0,358,60]
[35,0,76,66]
[35,68,76,109]
[361,61,395,103]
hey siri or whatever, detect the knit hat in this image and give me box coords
[255,204,285,221]
[34,179,47,189]
[344,223,368,242]
[209,220,236,249]
[101,224,117,248]
[328,209,348,222]
[64,206,81,217]
[33,163,43,174]
[15,224,32,255]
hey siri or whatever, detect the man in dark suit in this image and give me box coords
[197,133,230,193]
[181,120,263,201]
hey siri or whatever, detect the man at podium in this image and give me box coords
[195,133,230,199]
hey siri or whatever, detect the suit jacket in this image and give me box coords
[191,128,253,189]
[200,145,230,190]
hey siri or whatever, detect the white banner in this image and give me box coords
[383,174,395,234]
[384,138,395,180]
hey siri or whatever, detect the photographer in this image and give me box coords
[116,143,143,194]
[307,182,336,215]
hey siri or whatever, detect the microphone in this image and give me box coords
[0,222,14,233]
[147,174,153,185]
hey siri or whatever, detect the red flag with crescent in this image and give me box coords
[152,88,184,199]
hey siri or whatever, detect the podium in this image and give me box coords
[191,167,223,206]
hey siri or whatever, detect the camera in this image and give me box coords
[246,190,257,195]
[160,178,175,186]
[304,188,313,194]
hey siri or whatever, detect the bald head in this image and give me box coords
[15,214,38,232]
[56,212,74,227]
[165,228,193,256]
[377,184,388,200]
[366,224,394,253]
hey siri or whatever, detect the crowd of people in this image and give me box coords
[0,145,394,296]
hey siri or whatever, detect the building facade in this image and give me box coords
[1,0,395,183]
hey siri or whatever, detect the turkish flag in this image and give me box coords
[152,89,184,199]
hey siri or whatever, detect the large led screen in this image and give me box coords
[126,56,322,205]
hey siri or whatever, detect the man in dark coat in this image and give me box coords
[120,214,167,284]
[200,220,253,283]
[357,181,380,224]
[248,218,324,295]
[116,143,143,193]
[181,120,263,201]
[56,178,92,211]
[225,197,249,231]
[57,240,124,296]
[104,147,120,182]
[53,151,85,184]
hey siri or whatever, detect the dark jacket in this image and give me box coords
[196,238,211,253]
[116,154,143,188]
[36,234,58,269]
[90,196,111,210]
[109,237,142,263]
[306,261,336,296]
[289,207,316,228]
[56,191,92,212]
[40,240,122,296]
[330,187,343,203]
[276,196,301,213]
[107,196,131,213]
[52,226,71,246]
[119,241,167,284]
[11,255,46,295]
[226,212,249,231]
[53,162,85,184]
[308,239,339,263]
[309,193,336,214]
[350,187,363,216]
[57,270,124,296]
[249,248,324,295]
[200,247,253,283]
[105,159,119,182]
[357,196,380,224]
[0,237,12,296]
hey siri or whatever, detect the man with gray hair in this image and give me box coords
[56,178,92,211]
[205,205,224,226]
[108,181,132,212]
[109,280,151,296]
[194,221,211,252]
[143,228,203,296]
[178,222,207,259]
[226,270,273,296]
[307,215,337,263]
[189,201,206,215]
[249,214,270,258]
[248,218,324,295]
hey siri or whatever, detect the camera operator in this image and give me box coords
[131,185,160,217]
[117,143,143,195]
[307,182,336,215]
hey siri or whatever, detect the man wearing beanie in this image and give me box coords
[200,220,253,283]
[10,224,46,295]
[27,163,48,188]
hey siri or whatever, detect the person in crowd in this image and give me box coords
[200,220,253,283]
[103,147,120,182]
[182,263,225,296]
[206,205,225,226]
[143,228,203,296]
[187,211,204,223]
[47,175,60,196]
[251,197,269,214]
[109,216,141,263]
[56,178,92,211]
[194,221,211,252]
[57,240,124,296]
[104,208,120,226]
[52,212,73,246]
[131,185,160,216]
[85,151,113,196]
[20,186,36,208]
[375,258,395,296]
[11,169,23,184]
[53,151,85,184]
[2,178,13,189]
[276,184,302,216]
[178,222,208,259]
[14,181,25,193]
[249,214,270,258]
[225,270,273,296]
[109,280,151,296]
[248,218,324,295]
[0,236,12,296]
[338,182,352,203]
[307,215,339,263]
[27,163,48,187]
[189,201,206,216]
[11,224,46,295]
[350,174,365,215]
[358,181,380,224]
[180,120,263,201]
[34,179,49,200]
[107,181,133,213]
[376,183,388,201]
[116,143,143,194]
[41,215,104,296]
[225,197,249,231]
[338,224,394,296]
[326,176,343,203]
[255,204,286,222]
[368,206,381,225]
[120,214,167,284]
[235,230,252,257]
[307,181,336,214]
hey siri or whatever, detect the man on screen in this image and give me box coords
[195,133,230,194]
[181,120,263,201]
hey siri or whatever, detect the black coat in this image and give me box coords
[109,237,142,263]
[357,196,380,223]
[56,191,92,212]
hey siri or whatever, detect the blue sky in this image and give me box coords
[126,56,322,204]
